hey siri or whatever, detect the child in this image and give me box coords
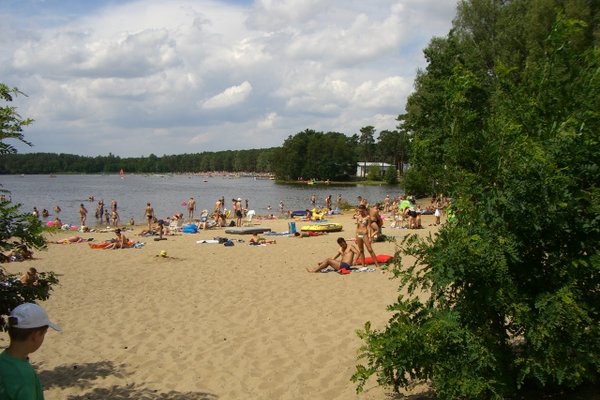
[20,267,39,285]
[249,233,276,245]
[0,303,60,399]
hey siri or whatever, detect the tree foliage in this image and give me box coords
[354,1,600,398]
[0,84,33,155]
[1,84,59,330]
[273,129,358,180]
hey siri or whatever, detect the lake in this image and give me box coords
[0,174,402,226]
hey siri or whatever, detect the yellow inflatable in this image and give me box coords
[301,223,342,232]
[311,207,328,220]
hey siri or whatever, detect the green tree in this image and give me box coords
[0,84,33,155]
[383,166,397,185]
[354,2,600,399]
[0,84,59,330]
[377,129,409,174]
[357,126,376,178]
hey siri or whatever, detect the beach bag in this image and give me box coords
[182,224,198,233]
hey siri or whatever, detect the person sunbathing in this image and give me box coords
[248,233,276,245]
[105,229,130,249]
[52,236,90,244]
[307,237,359,273]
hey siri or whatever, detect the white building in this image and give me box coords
[356,161,395,178]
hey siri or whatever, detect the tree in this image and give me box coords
[0,84,59,331]
[357,126,376,178]
[273,129,357,181]
[377,129,409,174]
[353,2,600,398]
[383,166,397,185]
[0,84,33,155]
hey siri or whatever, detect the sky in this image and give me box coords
[0,0,457,157]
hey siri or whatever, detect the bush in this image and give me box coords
[400,167,431,198]
[384,167,398,185]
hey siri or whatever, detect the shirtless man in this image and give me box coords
[368,203,383,240]
[106,229,129,249]
[307,237,359,273]
[52,236,87,244]
[234,197,243,227]
[79,203,88,226]
[187,197,196,221]
[356,205,380,268]
[144,202,155,232]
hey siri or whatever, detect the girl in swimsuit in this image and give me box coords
[355,206,380,268]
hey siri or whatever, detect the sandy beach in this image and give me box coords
[1,211,440,400]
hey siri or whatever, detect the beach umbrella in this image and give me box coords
[399,200,411,211]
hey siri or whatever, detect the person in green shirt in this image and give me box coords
[0,303,60,400]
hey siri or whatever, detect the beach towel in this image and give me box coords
[354,254,393,265]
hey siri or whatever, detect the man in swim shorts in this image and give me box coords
[234,198,243,227]
[187,197,196,221]
[306,237,359,273]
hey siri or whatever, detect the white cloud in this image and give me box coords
[201,81,253,109]
[0,0,457,156]
[257,112,277,129]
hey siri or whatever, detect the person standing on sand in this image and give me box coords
[234,198,243,227]
[356,205,380,268]
[307,237,360,273]
[187,197,196,222]
[213,198,222,223]
[79,203,88,227]
[145,202,155,232]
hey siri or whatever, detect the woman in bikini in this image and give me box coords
[145,202,154,232]
[356,205,380,268]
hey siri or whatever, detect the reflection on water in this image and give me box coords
[0,174,403,226]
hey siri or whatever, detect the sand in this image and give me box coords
[1,211,440,400]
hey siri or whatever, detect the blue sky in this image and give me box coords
[0,0,456,157]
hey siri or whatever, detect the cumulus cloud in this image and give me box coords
[0,0,456,156]
[201,81,253,109]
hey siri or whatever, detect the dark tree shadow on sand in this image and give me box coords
[37,361,218,400]
[66,385,218,400]
[38,361,129,390]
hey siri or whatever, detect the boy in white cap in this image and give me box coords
[0,303,60,399]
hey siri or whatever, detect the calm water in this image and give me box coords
[0,174,402,226]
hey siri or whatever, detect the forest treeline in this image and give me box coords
[0,126,409,181]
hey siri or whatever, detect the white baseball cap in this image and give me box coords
[9,303,61,331]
